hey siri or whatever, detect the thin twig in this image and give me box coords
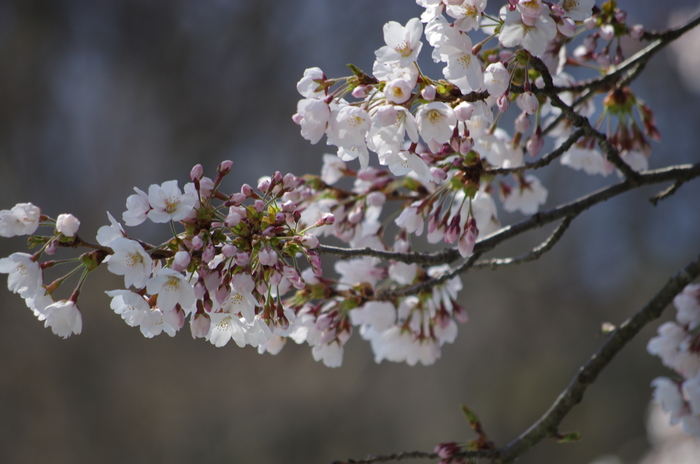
[649,179,687,206]
[473,215,575,270]
[319,163,700,299]
[330,449,498,464]
[497,252,700,463]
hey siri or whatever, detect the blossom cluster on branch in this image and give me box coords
[2,0,700,461]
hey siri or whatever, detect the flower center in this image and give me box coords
[394,40,412,58]
[164,197,180,214]
[427,109,443,124]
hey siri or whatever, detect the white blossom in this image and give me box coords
[0,252,43,298]
[107,238,153,289]
[43,300,82,338]
[0,203,41,237]
[147,180,197,223]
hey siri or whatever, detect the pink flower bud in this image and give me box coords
[172,251,191,272]
[454,102,474,121]
[217,160,233,175]
[283,173,298,189]
[459,138,473,155]
[44,238,58,255]
[319,213,335,225]
[269,270,282,286]
[202,244,216,264]
[241,184,254,197]
[56,213,80,237]
[221,244,237,258]
[189,164,204,182]
[190,313,210,339]
[421,85,436,101]
[517,91,538,114]
[526,132,544,157]
[431,167,447,183]
[366,191,386,207]
[257,177,271,193]
[228,192,246,206]
[599,24,615,41]
[254,200,265,212]
[630,24,644,40]
[596,53,611,69]
[515,111,531,133]
[352,85,369,99]
[235,252,250,265]
[614,10,626,23]
[497,94,510,112]
[583,16,597,29]
[301,234,320,249]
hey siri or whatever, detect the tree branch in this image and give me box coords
[472,215,575,270]
[330,449,497,464]
[497,251,700,463]
[320,163,700,299]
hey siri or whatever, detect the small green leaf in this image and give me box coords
[556,431,581,443]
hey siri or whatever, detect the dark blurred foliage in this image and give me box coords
[1,1,699,463]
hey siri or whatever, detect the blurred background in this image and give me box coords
[0,1,699,463]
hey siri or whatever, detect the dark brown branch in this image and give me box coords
[330,449,497,464]
[320,163,700,299]
[473,215,575,270]
[649,179,687,206]
[497,252,700,463]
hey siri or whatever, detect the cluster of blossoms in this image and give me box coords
[0,158,473,367]
[648,284,700,437]
[0,0,681,419]
[293,0,659,256]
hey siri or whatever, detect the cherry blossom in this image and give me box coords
[0,203,41,237]
[43,300,82,338]
[375,18,424,67]
[146,180,197,223]
[0,252,43,298]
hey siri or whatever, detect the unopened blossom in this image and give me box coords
[146,268,196,313]
[107,238,153,289]
[499,5,558,57]
[416,102,456,146]
[189,312,211,339]
[56,213,80,237]
[43,300,82,338]
[296,67,326,98]
[0,252,43,298]
[0,203,41,237]
[147,180,197,223]
[122,187,150,226]
[375,18,424,67]
[517,91,539,114]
